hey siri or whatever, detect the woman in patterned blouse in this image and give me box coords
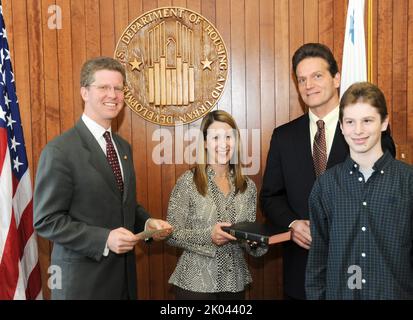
[166,110,266,300]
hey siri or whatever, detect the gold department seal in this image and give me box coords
[115,7,228,126]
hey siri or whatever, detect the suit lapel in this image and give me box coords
[75,120,122,199]
[294,115,316,180]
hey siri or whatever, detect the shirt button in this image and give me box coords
[362,279,366,284]
[349,171,353,175]
[362,202,367,206]
[380,170,384,174]
[354,164,358,168]
[361,227,366,231]
[358,177,363,182]
[361,253,366,257]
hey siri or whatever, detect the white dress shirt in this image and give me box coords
[81,114,124,179]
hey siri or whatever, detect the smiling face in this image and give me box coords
[340,102,389,157]
[296,57,341,115]
[81,69,125,129]
[205,121,236,165]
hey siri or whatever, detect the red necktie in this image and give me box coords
[313,120,327,177]
[103,131,124,193]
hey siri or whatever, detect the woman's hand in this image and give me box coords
[211,222,237,246]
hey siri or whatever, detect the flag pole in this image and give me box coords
[367,0,373,82]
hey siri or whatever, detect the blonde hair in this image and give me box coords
[193,110,247,196]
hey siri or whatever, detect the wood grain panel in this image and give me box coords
[392,0,408,144]
[3,0,412,300]
[304,0,319,43]
[319,0,334,49]
[274,0,290,128]
[245,0,262,299]
[408,0,413,145]
[215,0,232,113]
[42,0,60,142]
[333,0,346,71]
[230,0,246,128]
[57,0,75,133]
[289,0,304,120]
[377,0,393,126]
[70,0,87,122]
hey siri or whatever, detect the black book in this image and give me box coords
[222,221,291,245]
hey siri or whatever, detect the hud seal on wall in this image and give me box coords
[115,7,228,126]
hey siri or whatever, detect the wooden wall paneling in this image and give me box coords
[201,0,215,23]
[244,0,263,299]
[156,0,176,300]
[42,0,60,143]
[128,0,143,18]
[142,0,163,301]
[3,0,413,300]
[272,0,291,299]
[100,0,115,58]
[289,0,304,120]
[27,0,46,181]
[304,0,319,43]
[259,0,278,300]
[370,0,378,84]
[85,0,101,59]
[70,0,87,123]
[57,0,75,133]
[126,0,151,302]
[318,0,334,49]
[377,0,393,128]
[171,1,189,192]
[114,0,130,135]
[215,0,232,113]
[274,0,290,128]
[408,0,413,147]
[332,0,346,72]
[259,0,275,167]
[392,0,408,144]
[230,0,246,128]
[26,0,51,300]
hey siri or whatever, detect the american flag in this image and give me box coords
[0,2,42,299]
[340,0,367,98]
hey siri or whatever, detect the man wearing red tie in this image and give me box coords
[34,57,172,300]
[260,43,395,300]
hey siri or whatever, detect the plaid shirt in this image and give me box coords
[306,151,413,299]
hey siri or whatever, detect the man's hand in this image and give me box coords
[107,227,139,254]
[211,222,237,246]
[145,218,173,241]
[290,220,312,250]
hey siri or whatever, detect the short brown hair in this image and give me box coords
[292,43,339,78]
[339,82,388,123]
[80,57,126,87]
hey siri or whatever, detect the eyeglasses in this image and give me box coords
[88,84,125,94]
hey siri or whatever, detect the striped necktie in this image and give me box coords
[313,120,327,177]
[103,131,124,193]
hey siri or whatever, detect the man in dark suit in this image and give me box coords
[260,43,395,300]
[33,57,172,299]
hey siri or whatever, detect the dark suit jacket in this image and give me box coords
[260,113,395,299]
[33,119,150,299]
